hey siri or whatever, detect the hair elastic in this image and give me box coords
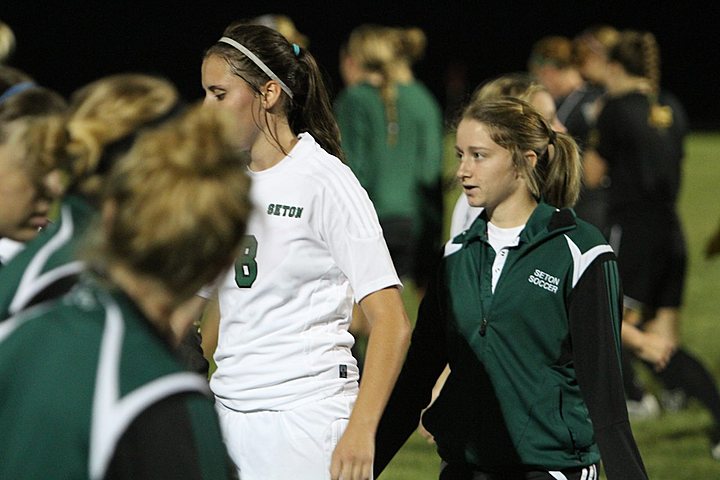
[292,43,300,57]
[548,129,557,145]
[0,81,36,105]
[218,36,294,99]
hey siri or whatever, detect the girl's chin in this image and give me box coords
[10,228,42,243]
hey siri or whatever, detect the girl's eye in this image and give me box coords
[215,93,226,101]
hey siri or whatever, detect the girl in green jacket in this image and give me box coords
[375,97,647,479]
[0,105,250,479]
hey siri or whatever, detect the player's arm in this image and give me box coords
[620,318,675,371]
[330,286,411,480]
[569,254,648,480]
[171,295,211,374]
[374,274,450,476]
[582,148,608,189]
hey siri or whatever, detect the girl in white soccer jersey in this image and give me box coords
[201,22,412,480]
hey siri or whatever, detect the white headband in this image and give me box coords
[218,36,294,99]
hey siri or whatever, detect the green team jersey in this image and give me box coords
[376,203,648,479]
[0,195,94,320]
[334,81,443,229]
[0,195,209,374]
[0,278,234,479]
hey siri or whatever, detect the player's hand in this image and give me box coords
[330,422,374,480]
[417,420,436,444]
[635,331,676,371]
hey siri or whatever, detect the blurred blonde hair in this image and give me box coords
[0,65,33,93]
[251,14,309,48]
[0,86,66,123]
[471,72,547,105]
[97,104,251,301]
[573,25,620,65]
[64,73,179,200]
[0,20,16,64]
[0,114,68,189]
[346,24,427,144]
[528,36,574,70]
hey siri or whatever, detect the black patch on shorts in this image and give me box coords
[339,364,347,378]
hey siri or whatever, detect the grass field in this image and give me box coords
[380,132,720,479]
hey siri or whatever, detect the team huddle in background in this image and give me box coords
[1,13,719,480]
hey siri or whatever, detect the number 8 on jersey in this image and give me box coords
[235,235,258,288]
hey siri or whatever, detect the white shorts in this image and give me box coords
[216,394,355,480]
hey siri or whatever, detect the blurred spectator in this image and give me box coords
[529,35,607,233]
[587,29,720,459]
[249,13,309,48]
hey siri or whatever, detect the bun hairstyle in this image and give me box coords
[64,73,179,201]
[462,98,581,208]
[98,104,251,300]
[395,27,427,65]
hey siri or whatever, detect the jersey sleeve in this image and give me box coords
[374,267,449,476]
[106,393,236,480]
[568,253,649,480]
[320,166,401,302]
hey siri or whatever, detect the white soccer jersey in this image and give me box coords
[210,133,400,412]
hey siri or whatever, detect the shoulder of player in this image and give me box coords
[335,83,378,109]
[292,143,359,190]
[560,215,614,258]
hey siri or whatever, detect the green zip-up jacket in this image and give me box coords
[0,194,94,321]
[375,203,647,479]
[0,195,208,373]
[0,278,234,479]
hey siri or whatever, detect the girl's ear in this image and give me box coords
[43,168,68,199]
[524,149,538,170]
[260,80,283,110]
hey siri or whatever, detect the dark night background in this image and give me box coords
[2,1,719,128]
